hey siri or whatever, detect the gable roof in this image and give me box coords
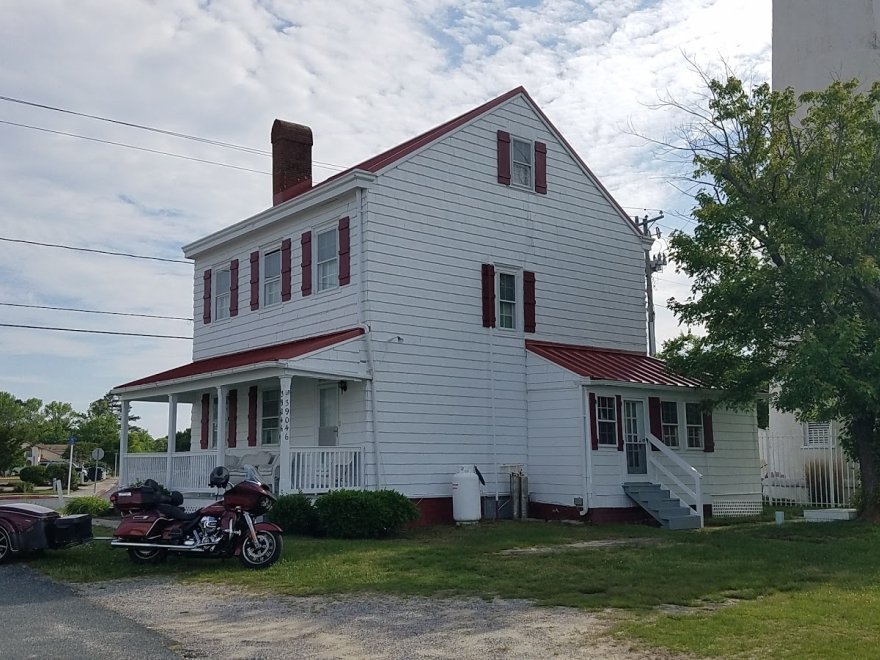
[526,339,706,388]
[116,327,364,389]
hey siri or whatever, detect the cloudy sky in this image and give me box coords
[0,0,771,436]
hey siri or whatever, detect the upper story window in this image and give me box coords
[498,272,517,329]
[214,268,230,321]
[511,137,532,188]
[316,228,338,292]
[660,401,679,447]
[685,403,704,449]
[263,249,281,306]
[596,396,617,446]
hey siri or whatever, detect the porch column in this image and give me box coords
[165,394,177,487]
[119,400,129,486]
[279,376,292,493]
[216,386,227,468]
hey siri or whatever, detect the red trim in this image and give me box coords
[587,507,654,525]
[338,217,351,286]
[247,386,258,447]
[703,411,715,453]
[615,394,624,451]
[534,141,547,194]
[249,251,260,310]
[281,238,292,302]
[527,501,583,521]
[649,397,662,451]
[410,497,455,526]
[202,270,212,324]
[523,270,536,333]
[301,231,312,296]
[117,328,365,388]
[481,264,496,328]
[497,130,511,185]
[229,259,239,317]
[200,393,209,449]
[227,389,237,448]
[588,392,598,450]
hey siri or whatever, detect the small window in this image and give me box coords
[261,389,280,446]
[498,272,516,329]
[316,228,338,292]
[596,396,617,446]
[685,403,704,449]
[660,401,679,447]
[214,268,230,321]
[263,250,281,306]
[511,138,532,187]
[805,421,831,446]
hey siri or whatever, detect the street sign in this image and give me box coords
[91,448,105,461]
[67,436,77,445]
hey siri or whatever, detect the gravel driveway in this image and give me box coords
[78,578,678,659]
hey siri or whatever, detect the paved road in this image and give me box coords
[0,563,182,659]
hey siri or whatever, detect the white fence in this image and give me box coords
[758,432,860,507]
[291,447,365,494]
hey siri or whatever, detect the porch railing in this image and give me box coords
[291,447,364,494]
[645,433,704,528]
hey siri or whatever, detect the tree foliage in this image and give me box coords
[661,77,880,518]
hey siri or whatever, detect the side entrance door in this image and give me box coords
[623,399,647,475]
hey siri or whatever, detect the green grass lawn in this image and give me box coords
[31,519,880,658]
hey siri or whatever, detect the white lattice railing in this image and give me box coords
[290,447,365,494]
[645,433,704,528]
[171,452,219,490]
[124,453,168,486]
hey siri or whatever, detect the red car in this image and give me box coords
[0,503,93,563]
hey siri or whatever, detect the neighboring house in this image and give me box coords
[113,87,762,526]
[27,444,67,465]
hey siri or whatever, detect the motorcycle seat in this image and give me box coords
[155,503,201,521]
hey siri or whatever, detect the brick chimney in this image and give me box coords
[271,120,313,206]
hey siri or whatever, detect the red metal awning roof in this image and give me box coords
[526,340,705,388]
[117,327,364,389]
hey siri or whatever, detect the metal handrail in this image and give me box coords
[645,432,704,528]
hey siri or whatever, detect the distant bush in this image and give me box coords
[315,489,420,539]
[14,481,34,493]
[18,465,48,486]
[64,497,113,517]
[45,463,78,488]
[267,493,319,535]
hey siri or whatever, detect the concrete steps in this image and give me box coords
[623,482,701,530]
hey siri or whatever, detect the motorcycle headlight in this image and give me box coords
[260,496,273,513]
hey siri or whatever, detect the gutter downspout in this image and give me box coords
[488,327,499,518]
[579,383,592,515]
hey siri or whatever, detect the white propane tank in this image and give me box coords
[452,465,481,523]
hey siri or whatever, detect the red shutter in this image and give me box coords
[200,393,210,449]
[615,395,624,451]
[229,259,239,317]
[497,130,511,185]
[481,264,496,328]
[338,217,351,286]
[249,251,260,310]
[281,238,292,302]
[703,411,715,453]
[227,389,238,448]
[301,231,313,296]
[523,271,536,333]
[247,386,258,447]
[588,392,598,451]
[202,269,212,324]
[649,396,662,451]
[534,141,547,194]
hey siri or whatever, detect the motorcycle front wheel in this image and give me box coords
[239,530,282,569]
[127,546,168,565]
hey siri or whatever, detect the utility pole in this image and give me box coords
[637,213,666,356]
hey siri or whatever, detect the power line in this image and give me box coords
[0,322,191,339]
[0,236,191,264]
[0,120,271,175]
[0,302,192,322]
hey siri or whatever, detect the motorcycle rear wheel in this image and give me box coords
[239,530,282,569]
[127,546,168,565]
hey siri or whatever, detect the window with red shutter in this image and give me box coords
[202,270,212,324]
[534,141,547,194]
[338,217,351,286]
[588,392,599,450]
[648,396,662,451]
[481,264,496,327]
[247,386,258,447]
[301,231,312,296]
[227,389,237,448]
[523,271,536,333]
[281,238,292,302]
[615,395,624,451]
[497,130,511,185]
[230,259,239,316]
[249,251,260,310]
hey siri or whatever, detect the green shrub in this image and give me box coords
[267,493,318,535]
[14,481,34,493]
[315,489,420,538]
[18,465,48,485]
[45,463,78,487]
[64,496,113,517]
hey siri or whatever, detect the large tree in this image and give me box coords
[661,77,880,519]
[0,392,46,471]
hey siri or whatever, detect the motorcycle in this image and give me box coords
[109,465,283,569]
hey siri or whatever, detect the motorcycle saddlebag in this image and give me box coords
[112,486,164,512]
[49,514,93,548]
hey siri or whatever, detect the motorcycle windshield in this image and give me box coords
[241,464,261,484]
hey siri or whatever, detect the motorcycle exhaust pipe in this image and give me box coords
[111,540,212,552]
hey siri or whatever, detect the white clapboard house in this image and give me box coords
[113,87,762,527]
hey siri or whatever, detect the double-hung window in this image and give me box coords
[685,403,704,449]
[660,401,680,447]
[805,421,831,446]
[498,272,517,329]
[261,389,280,446]
[316,228,338,292]
[214,268,230,321]
[263,250,281,306]
[511,138,532,187]
[596,396,617,446]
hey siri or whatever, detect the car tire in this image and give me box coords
[0,527,12,564]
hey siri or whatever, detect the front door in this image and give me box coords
[318,384,339,446]
[624,400,647,475]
